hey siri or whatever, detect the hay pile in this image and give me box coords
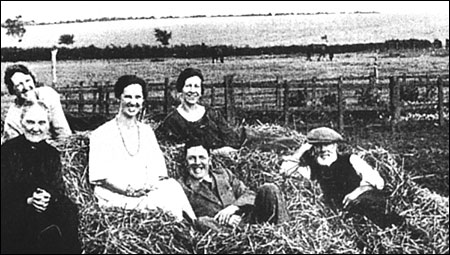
[55,124,448,254]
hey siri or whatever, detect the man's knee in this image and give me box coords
[258,183,280,194]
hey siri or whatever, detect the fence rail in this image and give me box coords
[58,72,449,131]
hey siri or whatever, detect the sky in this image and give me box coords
[1,1,449,23]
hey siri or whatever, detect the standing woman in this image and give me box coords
[88,75,196,221]
[1,100,80,254]
[156,68,246,156]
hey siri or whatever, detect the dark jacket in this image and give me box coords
[179,166,255,218]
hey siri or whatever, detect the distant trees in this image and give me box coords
[1,15,26,42]
[154,28,172,46]
[59,34,75,45]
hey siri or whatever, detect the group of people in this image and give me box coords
[1,64,408,253]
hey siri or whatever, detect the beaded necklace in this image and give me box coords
[116,117,140,157]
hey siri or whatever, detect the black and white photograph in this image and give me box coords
[1,1,449,253]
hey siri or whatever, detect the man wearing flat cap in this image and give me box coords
[280,127,404,228]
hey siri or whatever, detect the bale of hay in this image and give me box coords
[55,124,448,254]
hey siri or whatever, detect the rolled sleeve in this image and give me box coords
[350,155,384,190]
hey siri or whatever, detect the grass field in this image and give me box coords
[1,49,449,92]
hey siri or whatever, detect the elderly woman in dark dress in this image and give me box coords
[156,68,246,156]
[1,100,81,254]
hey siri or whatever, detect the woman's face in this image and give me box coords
[181,76,202,105]
[21,105,50,143]
[11,72,37,101]
[119,84,144,118]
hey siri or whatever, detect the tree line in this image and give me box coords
[0,39,440,62]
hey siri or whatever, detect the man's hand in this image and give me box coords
[343,185,373,209]
[294,142,313,158]
[211,146,238,157]
[214,205,240,225]
[28,188,51,213]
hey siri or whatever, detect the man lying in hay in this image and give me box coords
[52,123,448,253]
[178,139,289,231]
[280,127,429,237]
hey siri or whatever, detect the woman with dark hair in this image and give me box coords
[1,100,80,254]
[2,63,71,144]
[88,75,196,222]
[156,68,246,156]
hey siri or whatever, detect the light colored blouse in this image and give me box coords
[89,118,167,187]
[88,118,196,221]
[2,86,72,143]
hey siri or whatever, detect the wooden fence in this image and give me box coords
[58,73,449,131]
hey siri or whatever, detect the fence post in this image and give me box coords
[275,76,282,108]
[78,81,84,113]
[51,48,58,86]
[98,86,104,114]
[337,76,344,133]
[104,82,110,116]
[92,82,98,113]
[224,75,235,124]
[437,76,444,127]
[164,77,170,115]
[210,83,216,107]
[283,80,289,126]
[389,76,401,132]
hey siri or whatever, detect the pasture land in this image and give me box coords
[1,49,449,92]
[2,13,448,48]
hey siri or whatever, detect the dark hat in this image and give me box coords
[306,127,343,144]
[176,68,204,93]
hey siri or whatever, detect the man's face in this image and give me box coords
[313,142,338,166]
[119,84,144,118]
[186,145,210,180]
[21,105,50,143]
[11,72,36,101]
[181,76,202,105]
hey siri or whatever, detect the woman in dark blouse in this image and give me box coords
[1,101,80,254]
[156,68,246,156]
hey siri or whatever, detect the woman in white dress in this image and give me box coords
[89,75,196,222]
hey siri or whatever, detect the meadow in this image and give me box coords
[1,48,449,92]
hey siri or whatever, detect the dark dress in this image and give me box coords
[1,135,81,254]
[156,107,245,150]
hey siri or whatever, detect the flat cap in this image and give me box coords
[306,127,344,144]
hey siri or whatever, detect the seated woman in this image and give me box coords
[1,100,80,254]
[156,68,246,156]
[88,75,196,222]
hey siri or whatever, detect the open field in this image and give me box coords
[1,49,449,92]
[2,13,448,49]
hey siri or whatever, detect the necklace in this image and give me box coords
[116,117,140,157]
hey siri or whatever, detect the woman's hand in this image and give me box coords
[27,188,51,213]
